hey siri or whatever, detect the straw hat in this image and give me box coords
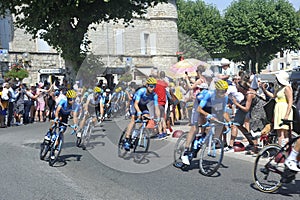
[275,71,290,86]
[220,58,230,66]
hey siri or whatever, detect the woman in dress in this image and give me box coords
[262,70,293,146]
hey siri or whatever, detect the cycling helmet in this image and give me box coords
[94,86,101,93]
[66,89,77,98]
[105,88,111,92]
[215,80,228,90]
[146,77,157,85]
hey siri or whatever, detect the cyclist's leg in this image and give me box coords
[285,138,300,172]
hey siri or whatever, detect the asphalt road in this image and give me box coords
[0,117,299,200]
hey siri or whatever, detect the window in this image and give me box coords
[115,29,124,55]
[140,32,156,55]
[0,16,12,49]
[36,30,51,52]
[140,32,149,55]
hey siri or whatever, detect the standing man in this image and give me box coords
[154,71,169,139]
[218,58,232,81]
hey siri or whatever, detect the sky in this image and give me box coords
[202,0,300,13]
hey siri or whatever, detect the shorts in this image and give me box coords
[159,105,165,119]
[129,102,149,116]
[233,109,250,126]
[36,101,45,111]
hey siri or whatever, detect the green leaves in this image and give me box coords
[0,0,168,69]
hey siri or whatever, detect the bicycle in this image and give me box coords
[174,120,238,176]
[118,116,157,162]
[253,119,300,193]
[76,113,95,150]
[40,121,76,166]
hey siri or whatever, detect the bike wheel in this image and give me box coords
[199,137,223,176]
[82,124,92,150]
[253,144,284,193]
[133,129,150,153]
[118,128,128,157]
[40,140,51,160]
[49,134,64,166]
[76,131,82,147]
[173,133,188,164]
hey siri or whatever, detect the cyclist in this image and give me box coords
[181,80,231,166]
[77,86,102,139]
[45,90,80,157]
[100,88,112,120]
[123,77,161,151]
[285,138,300,171]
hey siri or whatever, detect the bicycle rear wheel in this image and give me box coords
[49,133,64,166]
[133,129,150,153]
[199,137,223,176]
[40,140,51,160]
[253,144,284,193]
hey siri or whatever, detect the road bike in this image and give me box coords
[174,120,238,176]
[253,119,300,193]
[118,116,157,162]
[40,121,76,166]
[76,114,94,150]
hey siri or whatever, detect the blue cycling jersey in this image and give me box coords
[57,99,80,116]
[199,90,228,119]
[133,87,158,106]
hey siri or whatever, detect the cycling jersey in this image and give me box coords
[101,93,112,104]
[87,93,101,106]
[57,99,80,123]
[130,87,158,115]
[190,89,209,125]
[199,90,228,120]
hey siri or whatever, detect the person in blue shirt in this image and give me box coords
[123,77,161,151]
[181,80,231,166]
[44,90,80,141]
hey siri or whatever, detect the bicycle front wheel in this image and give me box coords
[82,124,92,150]
[253,144,284,193]
[40,140,51,160]
[133,129,150,153]
[49,134,64,167]
[199,137,223,176]
[118,128,128,158]
[173,133,187,164]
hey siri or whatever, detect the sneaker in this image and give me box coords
[224,146,234,153]
[285,159,300,172]
[181,154,190,165]
[156,133,167,140]
[123,140,131,151]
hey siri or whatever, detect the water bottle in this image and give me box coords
[51,132,58,142]
[132,129,139,138]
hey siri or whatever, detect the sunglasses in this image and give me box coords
[148,84,156,89]
[68,98,75,101]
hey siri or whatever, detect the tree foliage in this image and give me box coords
[176,0,225,60]
[223,0,300,72]
[0,0,167,70]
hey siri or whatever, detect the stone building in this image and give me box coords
[0,0,178,85]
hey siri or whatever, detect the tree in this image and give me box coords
[176,0,225,60]
[0,0,167,71]
[223,0,300,73]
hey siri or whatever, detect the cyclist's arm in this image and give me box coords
[54,105,61,119]
[153,94,160,119]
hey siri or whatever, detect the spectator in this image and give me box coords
[262,70,293,146]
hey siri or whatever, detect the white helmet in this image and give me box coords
[105,88,111,92]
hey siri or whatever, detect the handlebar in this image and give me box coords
[135,116,160,123]
[200,120,240,134]
[279,119,295,127]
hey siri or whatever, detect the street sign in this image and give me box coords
[38,68,62,74]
